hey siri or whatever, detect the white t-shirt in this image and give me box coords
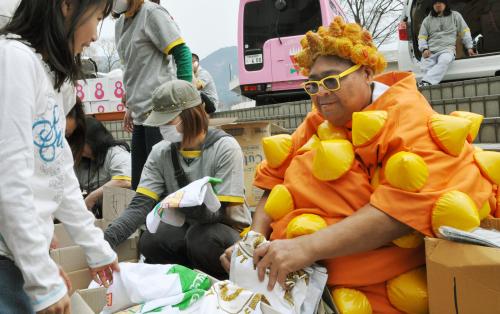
[0,35,116,311]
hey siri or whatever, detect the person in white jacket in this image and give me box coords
[0,0,119,313]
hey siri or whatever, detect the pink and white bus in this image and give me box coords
[238,0,346,105]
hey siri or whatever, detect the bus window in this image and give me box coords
[243,0,322,71]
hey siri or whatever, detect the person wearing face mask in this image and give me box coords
[417,0,476,86]
[104,80,251,279]
[220,16,498,313]
[0,1,120,313]
[112,0,193,191]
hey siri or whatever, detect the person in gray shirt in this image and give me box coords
[105,80,251,279]
[113,0,193,190]
[192,53,219,112]
[74,117,132,218]
[418,0,476,86]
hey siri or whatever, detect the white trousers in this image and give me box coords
[421,51,455,85]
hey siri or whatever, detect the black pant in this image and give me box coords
[0,257,34,313]
[131,124,162,190]
[139,223,240,279]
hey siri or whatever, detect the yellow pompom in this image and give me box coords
[317,120,347,140]
[450,111,483,142]
[392,231,424,249]
[478,201,491,221]
[262,134,292,168]
[474,151,500,185]
[370,167,381,189]
[264,184,295,221]
[352,111,387,146]
[312,140,354,181]
[332,288,373,314]
[297,134,321,154]
[384,152,429,192]
[473,145,484,152]
[286,214,327,239]
[428,114,471,156]
[387,268,428,314]
[432,191,480,235]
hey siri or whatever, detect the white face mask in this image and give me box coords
[159,124,183,143]
[112,0,129,15]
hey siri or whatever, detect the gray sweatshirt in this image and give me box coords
[418,11,473,54]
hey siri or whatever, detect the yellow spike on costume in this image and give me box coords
[312,140,354,181]
[474,151,500,185]
[392,231,424,249]
[478,201,491,221]
[352,111,388,146]
[428,114,471,156]
[262,134,292,168]
[297,134,320,154]
[387,267,428,314]
[285,214,327,239]
[450,111,483,142]
[473,145,483,152]
[432,191,480,235]
[264,184,295,221]
[316,120,347,140]
[370,167,381,189]
[384,152,429,192]
[332,288,373,314]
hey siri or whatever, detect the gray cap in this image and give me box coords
[143,80,202,127]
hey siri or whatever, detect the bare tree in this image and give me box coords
[340,0,404,47]
[82,38,120,73]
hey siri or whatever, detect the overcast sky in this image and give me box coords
[100,0,239,59]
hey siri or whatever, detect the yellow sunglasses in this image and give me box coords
[302,64,361,96]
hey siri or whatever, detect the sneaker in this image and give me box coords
[417,80,432,88]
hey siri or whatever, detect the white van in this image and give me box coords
[398,0,500,82]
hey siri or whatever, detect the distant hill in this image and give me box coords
[200,46,240,111]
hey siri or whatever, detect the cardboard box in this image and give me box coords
[102,186,136,228]
[218,121,289,207]
[426,218,500,314]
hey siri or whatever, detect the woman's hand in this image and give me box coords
[59,266,72,292]
[89,259,120,288]
[220,244,235,273]
[123,109,134,133]
[253,236,316,291]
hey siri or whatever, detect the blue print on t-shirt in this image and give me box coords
[32,104,64,162]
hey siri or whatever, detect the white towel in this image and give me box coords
[230,231,328,314]
[146,176,221,231]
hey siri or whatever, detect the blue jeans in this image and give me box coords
[0,256,34,313]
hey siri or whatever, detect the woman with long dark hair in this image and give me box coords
[0,1,119,312]
[66,96,87,166]
[75,117,131,217]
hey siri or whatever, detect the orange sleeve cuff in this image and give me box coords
[253,161,284,191]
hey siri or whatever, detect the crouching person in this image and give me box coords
[105,80,251,279]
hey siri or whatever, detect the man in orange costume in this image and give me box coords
[221,17,499,313]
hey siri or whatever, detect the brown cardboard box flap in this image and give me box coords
[70,291,94,314]
[102,186,135,227]
[77,288,107,314]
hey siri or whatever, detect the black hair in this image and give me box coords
[430,1,451,17]
[191,53,200,62]
[66,97,87,166]
[1,0,113,90]
[85,117,130,168]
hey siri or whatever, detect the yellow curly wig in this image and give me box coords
[294,16,387,77]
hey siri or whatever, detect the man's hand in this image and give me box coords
[123,109,134,133]
[89,259,120,288]
[467,48,477,56]
[253,237,316,291]
[220,244,235,273]
[36,294,70,314]
[422,49,431,58]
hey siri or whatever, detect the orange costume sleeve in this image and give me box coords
[355,72,494,237]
